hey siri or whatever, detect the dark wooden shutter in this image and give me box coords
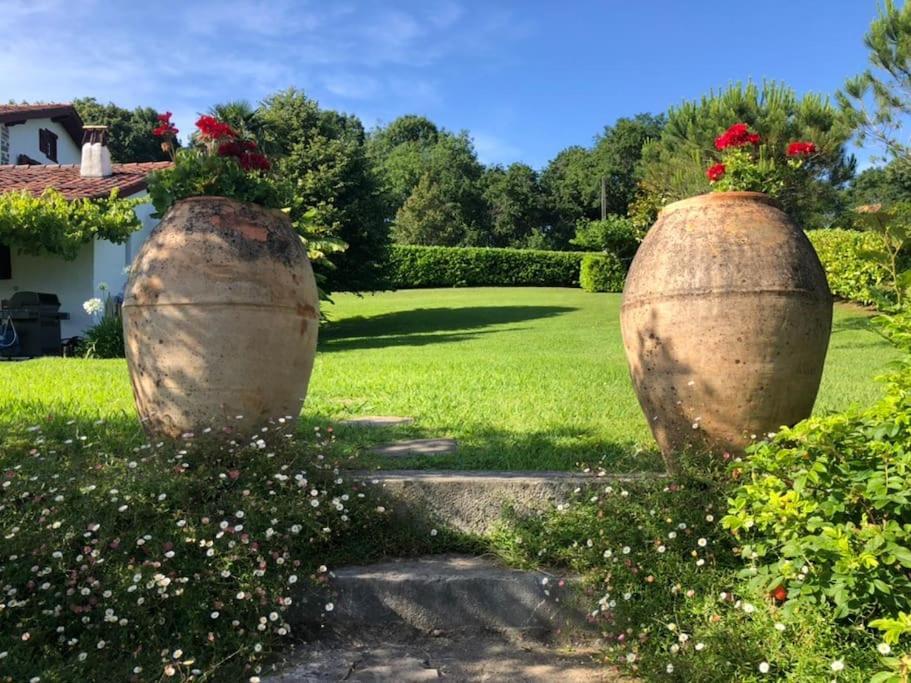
[38,129,58,162]
[0,245,10,280]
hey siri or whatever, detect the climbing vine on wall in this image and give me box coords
[0,189,142,260]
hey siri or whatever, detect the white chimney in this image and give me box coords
[80,125,112,177]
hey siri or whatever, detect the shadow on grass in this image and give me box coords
[319,305,575,352]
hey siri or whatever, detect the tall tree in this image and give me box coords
[590,113,665,216]
[256,88,389,292]
[540,113,663,248]
[392,172,464,246]
[638,82,855,229]
[367,116,487,244]
[840,0,911,162]
[73,98,171,162]
[481,163,546,248]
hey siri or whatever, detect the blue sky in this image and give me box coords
[0,0,885,169]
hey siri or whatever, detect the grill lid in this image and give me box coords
[2,291,61,310]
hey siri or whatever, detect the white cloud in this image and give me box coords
[0,0,525,141]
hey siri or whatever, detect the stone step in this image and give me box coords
[339,415,415,428]
[368,438,458,457]
[266,630,619,682]
[353,469,659,535]
[310,555,595,643]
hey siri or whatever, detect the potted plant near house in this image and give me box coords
[620,123,832,470]
[122,113,319,438]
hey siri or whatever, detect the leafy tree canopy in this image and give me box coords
[255,88,389,292]
[540,113,663,248]
[480,162,546,248]
[72,98,172,163]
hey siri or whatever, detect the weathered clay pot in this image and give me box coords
[122,196,319,438]
[620,192,832,468]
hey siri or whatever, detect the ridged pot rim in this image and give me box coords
[659,191,781,217]
[165,195,290,224]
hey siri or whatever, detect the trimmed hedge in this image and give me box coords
[580,253,626,292]
[388,244,615,289]
[807,229,893,306]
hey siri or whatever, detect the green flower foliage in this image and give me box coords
[0,189,141,260]
[723,330,911,622]
[808,229,898,306]
[146,148,281,218]
[580,253,625,293]
[387,244,603,289]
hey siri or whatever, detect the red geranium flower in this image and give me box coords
[195,115,236,140]
[217,139,271,172]
[152,123,179,137]
[706,163,726,182]
[152,111,179,138]
[786,141,816,157]
[715,123,761,150]
[239,152,271,171]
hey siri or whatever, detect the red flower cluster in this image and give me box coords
[195,115,237,140]
[786,141,817,157]
[715,123,761,150]
[152,111,179,138]
[706,163,726,182]
[217,139,271,171]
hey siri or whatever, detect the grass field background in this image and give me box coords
[1,288,899,470]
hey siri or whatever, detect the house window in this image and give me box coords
[0,245,10,280]
[38,128,58,162]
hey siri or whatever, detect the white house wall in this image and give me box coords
[0,243,94,338]
[7,119,80,165]
[2,195,159,340]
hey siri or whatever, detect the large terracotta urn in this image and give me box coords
[620,192,832,468]
[122,196,319,438]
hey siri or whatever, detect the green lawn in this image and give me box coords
[0,288,900,471]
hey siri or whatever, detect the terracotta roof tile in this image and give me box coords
[0,162,173,200]
[0,103,72,115]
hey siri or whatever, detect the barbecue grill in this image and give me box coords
[0,291,70,357]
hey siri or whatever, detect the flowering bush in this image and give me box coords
[78,283,124,359]
[704,122,819,198]
[147,114,280,217]
[492,455,878,680]
[0,414,453,681]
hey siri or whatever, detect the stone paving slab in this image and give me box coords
[266,632,622,682]
[368,438,458,457]
[354,469,662,534]
[321,555,592,641]
[338,416,415,428]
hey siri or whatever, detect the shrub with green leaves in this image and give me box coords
[807,229,895,306]
[387,244,600,289]
[491,455,877,681]
[723,338,911,622]
[580,253,625,293]
[571,215,641,261]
